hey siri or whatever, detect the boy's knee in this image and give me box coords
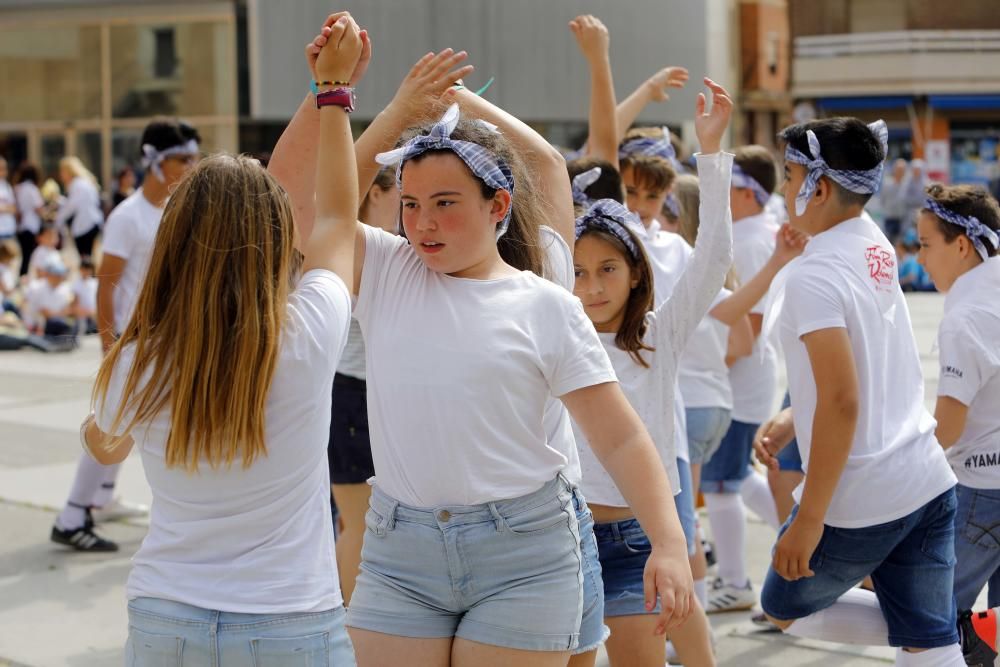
[765,614,796,631]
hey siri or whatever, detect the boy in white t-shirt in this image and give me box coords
[23,258,75,342]
[700,145,781,612]
[72,259,98,334]
[27,224,61,281]
[755,117,963,666]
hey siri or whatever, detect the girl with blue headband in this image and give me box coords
[755,116,967,666]
[270,20,697,667]
[914,185,1000,631]
[570,77,733,667]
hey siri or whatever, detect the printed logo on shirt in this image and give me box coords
[865,245,896,292]
[942,365,964,380]
[966,451,1000,470]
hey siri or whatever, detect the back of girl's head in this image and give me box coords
[575,205,655,367]
[778,117,885,208]
[14,162,40,185]
[359,166,396,222]
[59,156,98,185]
[923,183,1000,257]
[141,117,202,153]
[94,153,297,471]
[673,174,702,246]
[620,127,676,193]
[733,145,778,195]
[567,157,624,204]
[401,118,543,275]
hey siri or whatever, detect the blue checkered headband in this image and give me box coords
[924,197,1000,262]
[619,127,683,171]
[784,120,889,216]
[732,163,771,207]
[571,166,602,206]
[375,104,515,239]
[575,199,642,261]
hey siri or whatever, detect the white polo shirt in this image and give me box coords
[679,288,734,411]
[626,217,692,303]
[729,211,781,424]
[773,216,955,528]
[936,257,1000,489]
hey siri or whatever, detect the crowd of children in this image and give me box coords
[40,9,1000,667]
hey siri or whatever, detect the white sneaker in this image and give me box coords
[90,497,149,523]
[706,577,755,613]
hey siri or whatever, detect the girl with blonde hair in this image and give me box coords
[56,156,104,261]
[78,16,364,665]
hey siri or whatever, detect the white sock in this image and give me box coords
[703,492,748,587]
[894,645,965,666]
[694,578,707,608]
[56,453,109,530]
[786,588,889,646]
[90,463,121,507]
[741,469,780,530]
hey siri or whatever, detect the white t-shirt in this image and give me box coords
[23,279,73,328]
[55,177,103,237]
[15,182,44,235]
[28,245,60,279]
[772,216,956,528]
[729,211,781,424]
[96,269,351,613]
[936,257,1000,489]
[679,288,734,410]
[0,181,17,237]
[336,319,367,381]
[627,217,692,303]
[101,190,163,333]
[355,224,616,507]
[573,152,733,506]
[0,264,15,294]
[73,276,98,313]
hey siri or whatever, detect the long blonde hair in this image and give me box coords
[675,174,738,291]
[93,154,299,471]
[59,156,99,186]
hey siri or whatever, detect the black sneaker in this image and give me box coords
[51,523,119,552]
[960,609,999,667]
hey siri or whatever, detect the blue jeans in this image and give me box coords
[701,419,757,493]
[761,488,959,649]
[126,598,355,667]
[954,484,1000,610]
[348,475,583,651]
[685,406,731,465]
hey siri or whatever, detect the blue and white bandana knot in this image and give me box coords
[571,167,602,206]
[141,139,199,183]
[375,104,515,239]
[785,119,889,216]
[575,199,643,261]
[924,197,1000,262]
[732,163,771,207]
[619,127,683,172]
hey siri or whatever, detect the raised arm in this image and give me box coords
[654,79,734,362]
[302,15,363,289]
[710,224,807,326]
[447,86,575,248]
[616,66,689,144]
[570,15,618,169]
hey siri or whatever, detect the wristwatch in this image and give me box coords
[315,87,356,113]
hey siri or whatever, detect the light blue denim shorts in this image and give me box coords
[347,475,584,652]
[126,597,355,667]
[574,492,611,654]
[684,406,731,465]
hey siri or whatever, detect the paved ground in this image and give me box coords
[0,293,968,666]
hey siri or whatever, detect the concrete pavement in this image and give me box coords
[0,293,966,666]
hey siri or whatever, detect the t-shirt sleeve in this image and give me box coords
[539,225,575,291]
[287,269,353,369]
[937,317,987,405]
[94,348,134,436]
[354,224,409,326]
[782,266,848,339]
[100,204,134,260]
[544,292,617,397]
[734,233,776,315]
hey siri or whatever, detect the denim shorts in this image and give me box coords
[685,406,731,465]
[675,457,697,557]
[347,475,583,651]
[953,484,1000,610]
[776,392,803,473]
[701,419,758,493]
[761,488,960,649]
[594,518,661,617]
[574,494,610,654]
[125,597,355,667]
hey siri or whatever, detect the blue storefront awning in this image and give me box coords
[928,95,1000,110]
[817,96,913,111]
